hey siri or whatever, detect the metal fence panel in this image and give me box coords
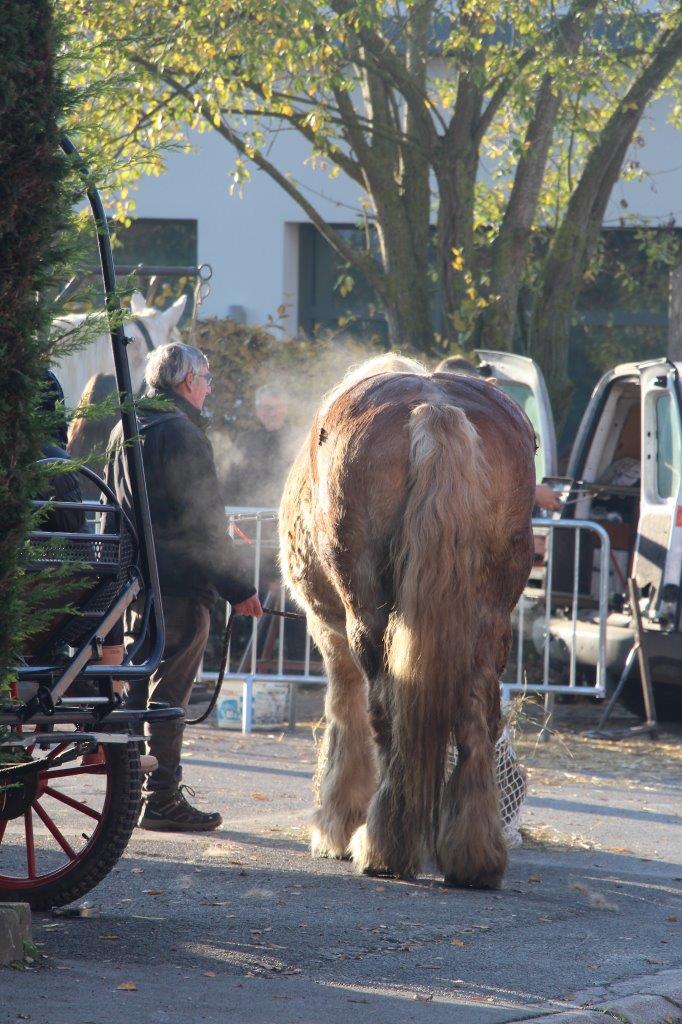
[501,518,610,702]
[199,510,610,731]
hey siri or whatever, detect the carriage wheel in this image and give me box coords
[0,728,142,910]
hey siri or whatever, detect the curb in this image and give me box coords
[514,968,682,1024]
[0,903,32,967]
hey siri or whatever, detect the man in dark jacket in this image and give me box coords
[103,342,262,831]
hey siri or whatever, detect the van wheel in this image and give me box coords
[605,667,682,723]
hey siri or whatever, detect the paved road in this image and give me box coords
[2,714,680,1024]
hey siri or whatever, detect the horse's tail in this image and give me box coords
[385,401,491,854]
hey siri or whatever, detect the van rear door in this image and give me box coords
[475,351,557,480]
[634,359,682,619]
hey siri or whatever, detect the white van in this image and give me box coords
[474,350,682,720]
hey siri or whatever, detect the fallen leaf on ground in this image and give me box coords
[528,874,542,883]
[250,791,269,801]
[451,938,465,946]
[202,971,217,977]
[142,889,164,896]
[117,981,138,992]
[99,934,119,941]
[130,868,144,875]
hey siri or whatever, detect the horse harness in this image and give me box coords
[131,316,156,353]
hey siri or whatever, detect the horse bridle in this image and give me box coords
[131,316,155,353]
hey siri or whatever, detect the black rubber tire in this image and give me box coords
[605,666,682,723]
[0,741,142,911]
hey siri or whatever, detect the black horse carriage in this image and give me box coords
[0,140,182,910]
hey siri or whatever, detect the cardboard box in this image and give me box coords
[215,681,289,729]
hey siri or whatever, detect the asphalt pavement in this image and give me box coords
[1,704,680,1024]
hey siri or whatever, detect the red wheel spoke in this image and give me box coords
[32,800,77,860]
[43,764,106,781]
[24,810,36,878]
[43,786,101,821]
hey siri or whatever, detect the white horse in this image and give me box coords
[53,291,187,408]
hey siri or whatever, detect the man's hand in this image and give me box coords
[535,483,562,512]
[232,594,263,617]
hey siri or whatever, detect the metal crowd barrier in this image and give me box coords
[200,510,610,733]
[501,518,610,705]
[198,508,325,733]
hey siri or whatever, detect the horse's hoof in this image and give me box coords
[350,824,388,875]
[443,871,503,891]
[310,825,349,860]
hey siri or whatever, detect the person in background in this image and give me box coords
[29,373,125,690]
[38,370,86,535]
[102,342,262,832]
[223,383,292,509]
[435,356,561,513]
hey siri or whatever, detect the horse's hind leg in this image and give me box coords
[345,621,424,880]
[436,641,507,889]
[309,617,377,859]
[349,689,424,879]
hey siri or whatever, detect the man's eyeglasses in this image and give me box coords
[195,372,213,385]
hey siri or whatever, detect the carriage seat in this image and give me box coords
[22,460,138,667]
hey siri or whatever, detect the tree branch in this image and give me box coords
[329,0,442,148]
[476,0,600,141]
[127,52,389,302]
[245,81,365,186]
[475,50,536,142]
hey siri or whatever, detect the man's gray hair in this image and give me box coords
[145,342,208,391]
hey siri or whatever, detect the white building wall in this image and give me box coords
[605,98,682,226]
[129,128,362,333]
[128,97,681,332]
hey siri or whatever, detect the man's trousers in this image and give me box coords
[126,595,210,794]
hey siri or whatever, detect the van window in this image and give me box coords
[655,393,681,499]
[495,381,545,479]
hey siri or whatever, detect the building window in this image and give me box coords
[111,217,198,268]
[298,224,388,344]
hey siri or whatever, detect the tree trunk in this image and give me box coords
[667,265,682,361]
[532,17,682,414]
[435,69,481,348]
[478,0,598,353]
[383,266,434,352]
[376,206,434,351]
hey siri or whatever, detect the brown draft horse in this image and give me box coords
[279,355,536,889]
